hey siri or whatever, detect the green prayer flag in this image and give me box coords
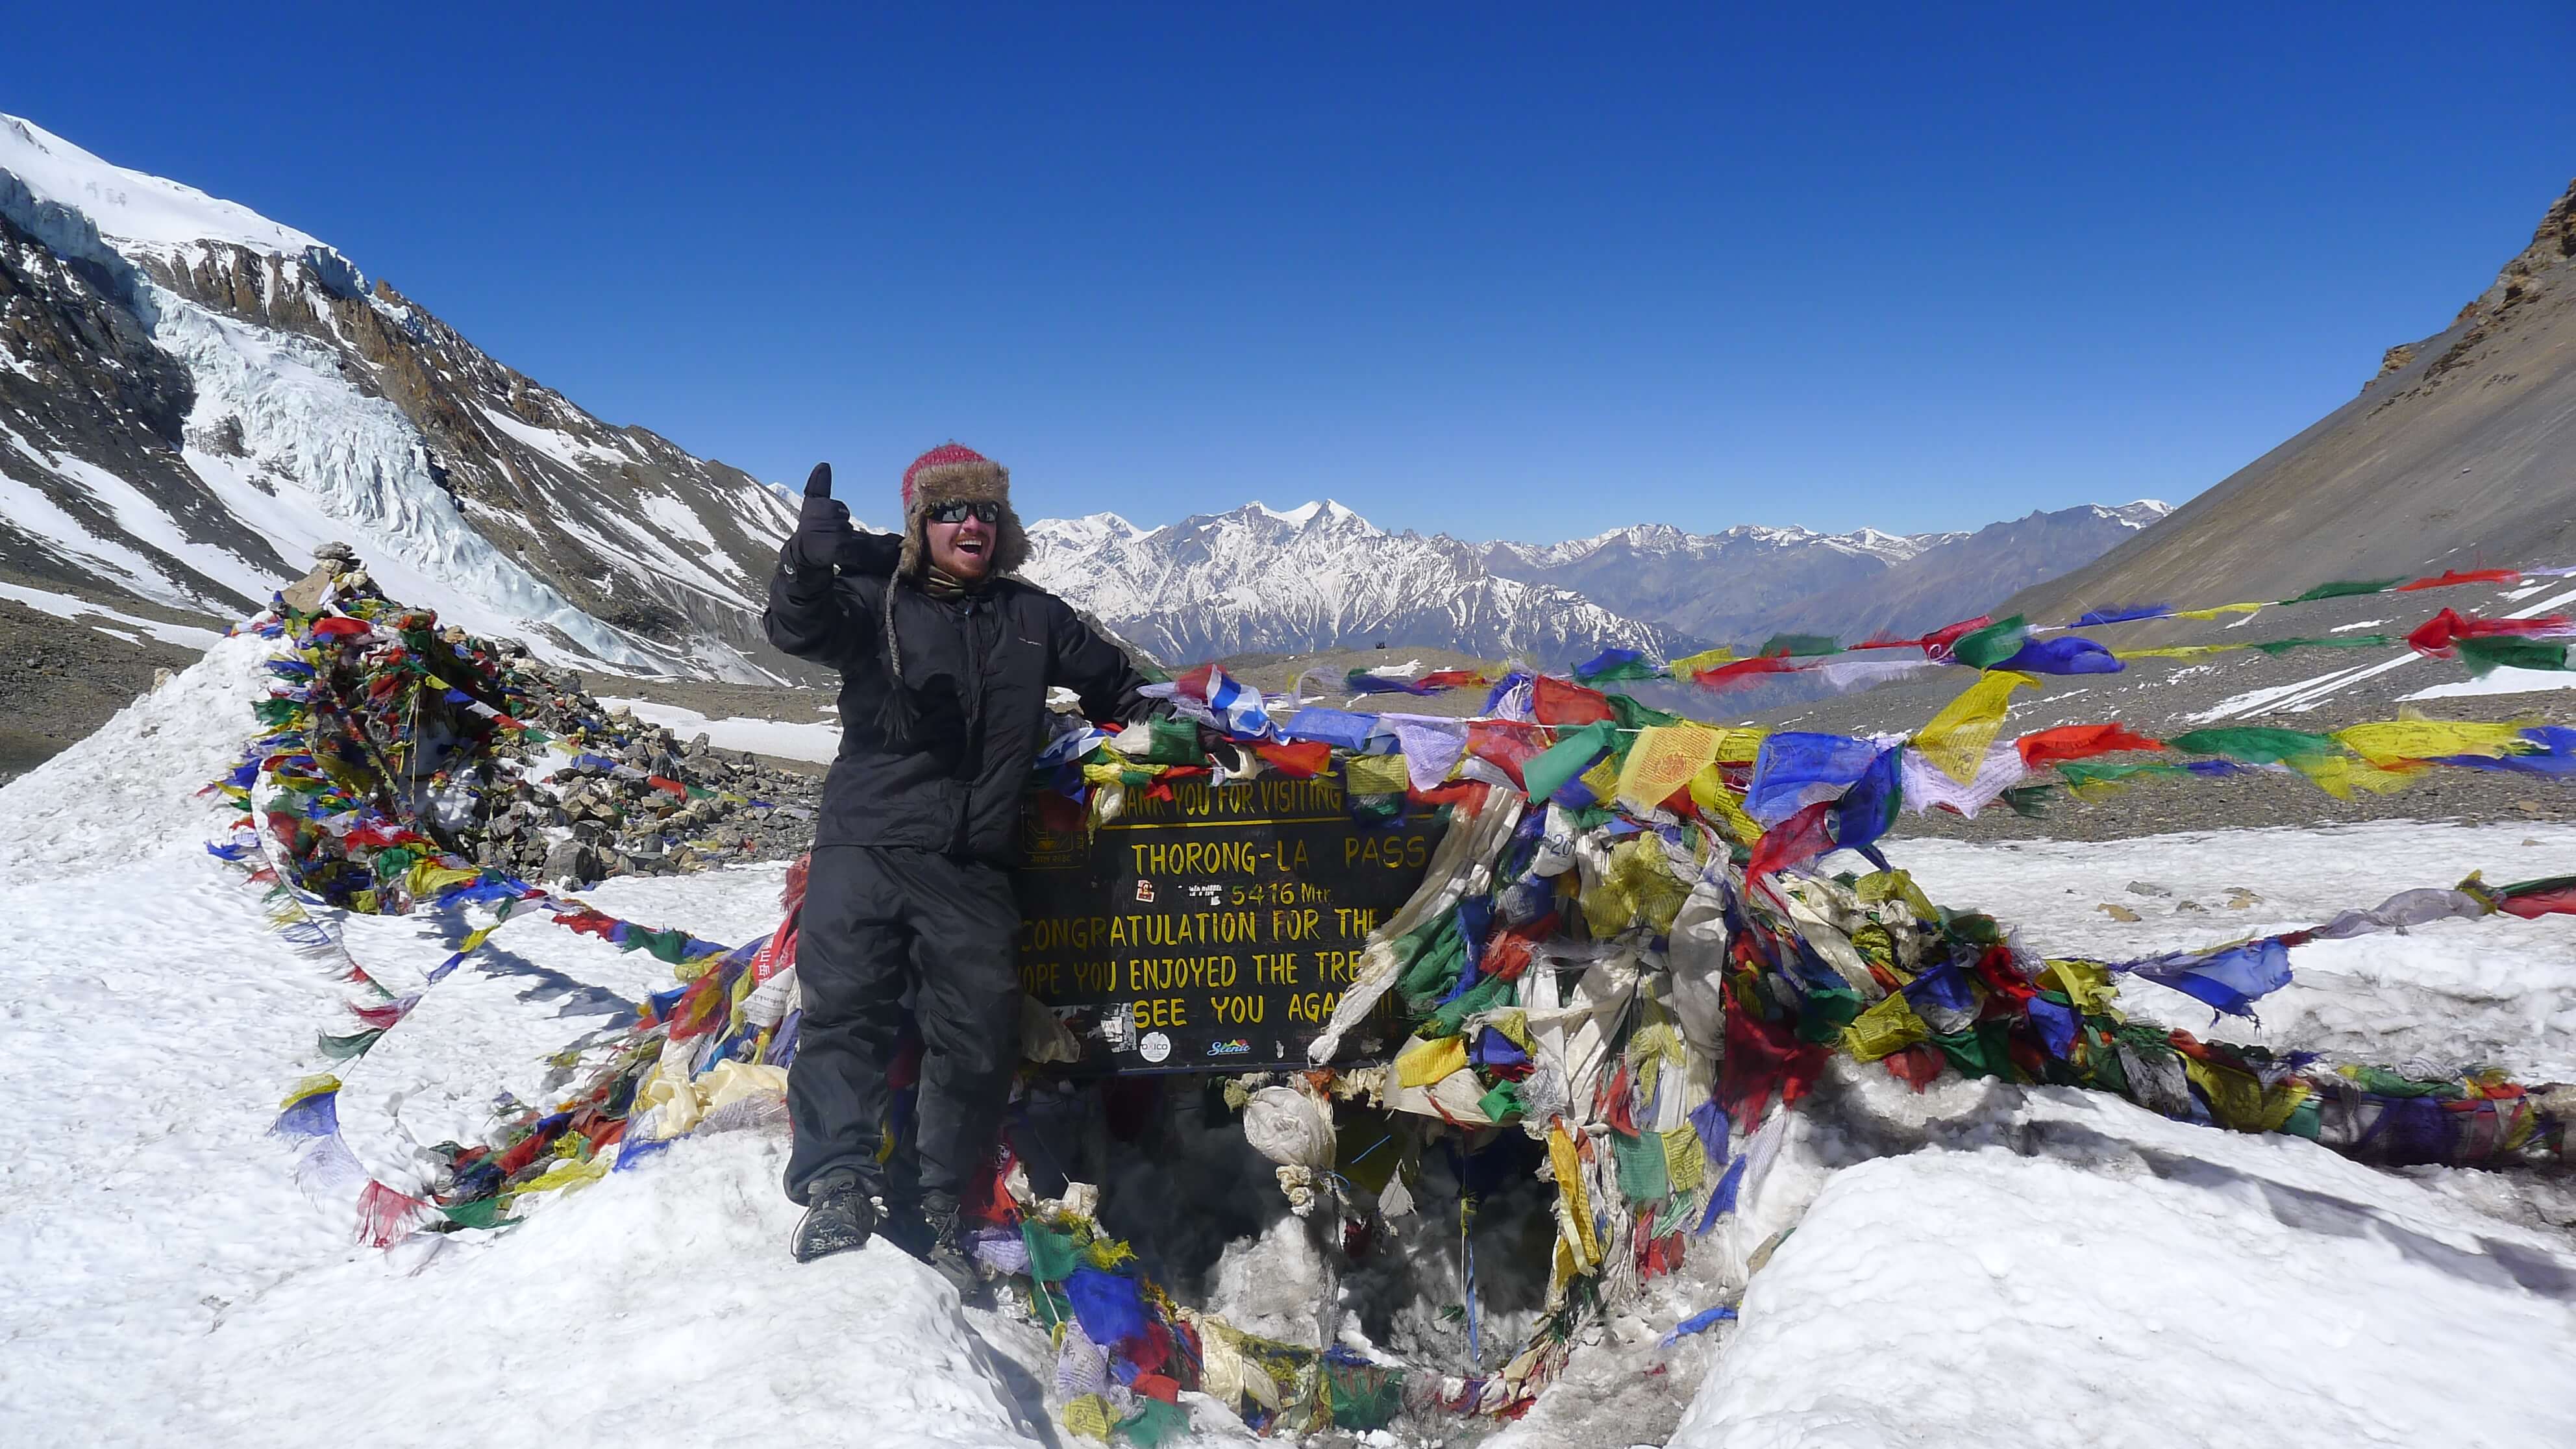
[1948,616,2030,671]
[1754,632,1844,659]
[2053,759,2185,789]
[623,924,697,965]
[2457,635,2573,676]
[1426,974,1512,1038]
[1326,1361,1403,1430]
[1119,1398,1193,1448]
[2283,577,2403,604]
[1522,721,1616,802]
[1135,717,1204,765]
[1604,691,1683,731]
[1395,915,1466,1008]
[1476,1079,1525,1124]
[2248,634,2396,655]
[438,1196,508,1230]
[1793,982,1864,1044]
[1021,1220,1085,1283]
[1612,1128,1672,1203]
[2164,726,2341,764]
[318,1027,385,1060]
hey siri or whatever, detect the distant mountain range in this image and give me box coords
[0,110,2168,684]
[1025,499,2167,666]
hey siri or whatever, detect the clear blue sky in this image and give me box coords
[14,3,2575,540]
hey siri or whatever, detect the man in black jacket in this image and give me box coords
[764,443,1150,1271]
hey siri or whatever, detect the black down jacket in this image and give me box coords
[763,538,1152,864]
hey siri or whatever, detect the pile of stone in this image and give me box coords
[288,541,827,892]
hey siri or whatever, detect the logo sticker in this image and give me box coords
[1133,880,1157,903]
[1138,1030,1172,1065]
[1206,1038,1251,1057]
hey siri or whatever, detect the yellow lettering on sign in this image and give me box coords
[1133,997,1189,1030]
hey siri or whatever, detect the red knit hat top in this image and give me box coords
[901,443,991,510]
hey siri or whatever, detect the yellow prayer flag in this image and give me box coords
[1666,646,1740,676]
[2112,644,2242,661]
[1396,1034,1470,1088]
[2181,1056,2310,1133]
[1063,1395,1117,1442]
[1344,752,1411,796]
[2333,719,2531,767]
[2173,601,2265,621]
[1689,762,1765,846]
[1712,727,1768,765]
[2041,958,2121,1017]
[1574,754,1621,802]
[2286,754,2422,800]
[1618,724,1724,811]
[1913,671,2036,784]
[1842,992,1930,1062]
[1549,1124,1600,1269]
[1662,1126,1706,1193]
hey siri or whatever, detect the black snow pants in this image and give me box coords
[784,843,1022,1207]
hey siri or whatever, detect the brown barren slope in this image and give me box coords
[2003,177,2576,623]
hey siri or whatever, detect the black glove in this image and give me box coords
[783,463,850,573]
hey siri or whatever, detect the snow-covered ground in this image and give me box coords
[593,696,842,765]
[5,641,2572,1446]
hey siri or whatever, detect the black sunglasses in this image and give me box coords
[927,501,1002,525]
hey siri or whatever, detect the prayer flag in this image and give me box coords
[1913,671,2035,784]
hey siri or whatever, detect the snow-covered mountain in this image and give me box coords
[1484,502,2170,646]
[0,116,797,681]
[1023,501,1674,665]
[1028,498,2168,667]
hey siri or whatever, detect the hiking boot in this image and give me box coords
[789,1174,878,1263]
[915,1190,987,1302]
[874,1195,938,1261]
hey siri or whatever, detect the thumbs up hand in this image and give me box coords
[785,463,852,571]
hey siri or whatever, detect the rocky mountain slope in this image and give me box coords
[2002,174,2576,623]
[0,115,797,681]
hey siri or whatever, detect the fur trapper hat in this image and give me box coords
[897,442,1030,580]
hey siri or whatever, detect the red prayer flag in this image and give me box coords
[1532,675,1615,724]
[1254,739,1332,778]
[1720,999,1827,1122]
[1883,1043,1946,1092]
[2497,884,2576,921]
[2396,567,2521,592]
[1465,720,1544,786]
[1132,1373,1181,1405]
[1409,780,1491,810]
[1747,799,1834,882]
[1920,615,1995,662]
[1416,668,1493,691]
[2014,722,2166,769]
[2408,608,2570,658]
[1692,655,1801,691]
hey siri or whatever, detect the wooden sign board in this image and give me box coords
[1013,774,1446,1072]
